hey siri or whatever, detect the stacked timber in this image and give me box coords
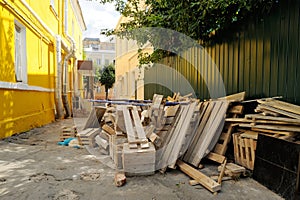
[81,92,248,193]
[227,99,300,140]
[226,98,300,170]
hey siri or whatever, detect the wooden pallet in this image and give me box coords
[77,128,100,146]
[120,105,149,149]
[60,126,77,141]
[233,132,257,170]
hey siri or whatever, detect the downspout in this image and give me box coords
[55,36,64,119]
[62,37,75,118]
[19,0,66,118]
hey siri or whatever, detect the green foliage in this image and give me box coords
[98,0,276,63]
[98,64,115,99]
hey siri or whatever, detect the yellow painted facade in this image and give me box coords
[0,0,86,138]
[115,15,153,100]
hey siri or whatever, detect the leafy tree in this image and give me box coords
[99,64,115,99]
[98,0,276,63]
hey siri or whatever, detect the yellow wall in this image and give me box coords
[0,6,15,82]
[0,90,55,138]
[0,0,86,138]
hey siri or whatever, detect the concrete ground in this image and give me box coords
[0,118,283,200]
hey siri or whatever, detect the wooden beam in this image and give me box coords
[176,160,221,193]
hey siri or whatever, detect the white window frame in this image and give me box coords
[14,20,27,83]
[50,0,58,17]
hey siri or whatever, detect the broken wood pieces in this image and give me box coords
[114,172,126,187]
[217,162,246,179]
[176,160,221,193]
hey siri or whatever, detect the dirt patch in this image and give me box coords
[80,172,101,181]
[53,189,81,200]
[29,173,56,182]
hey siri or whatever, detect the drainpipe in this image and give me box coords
[55,35,64,119]
[62,37,75,118]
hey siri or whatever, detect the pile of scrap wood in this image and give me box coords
[226,98,300,141]
[74,92,249,193]
[226,98,300,170]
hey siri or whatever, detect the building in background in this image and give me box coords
[83,37,115,99]
[114,15,152,100]
[0,0,86,138]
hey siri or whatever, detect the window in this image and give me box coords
[14,21,27,83]
[105,59,109,66]
[97,59,101,66]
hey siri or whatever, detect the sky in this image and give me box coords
[79,0,120,42]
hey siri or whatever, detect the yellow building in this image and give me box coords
[115,15,153,100]
[0,0,86,138]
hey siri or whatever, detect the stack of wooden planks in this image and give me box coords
[226,99,300,140]
[82,92,249,193]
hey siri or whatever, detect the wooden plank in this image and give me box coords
[160,102,197,168]
[206,152,226,164]
[218,163,246,174]
[228,105,244,114]
[155,105,188,170]
[239,124,300,132]
[152,94,164,110]
[226,118,299,125]
[260,99,300,116]
[131,107,148,141]
[189,101,229,167]
[167,102,199,168]
[176,160,221,193]
[240,131,259,140]
[218,159,227,184]
[83,106,106,129]
[257,104,300,119]
[245,114,300,124]
[102,124,116,135]
[251,127,294,136]
[115,105,126,132]
[183,102,211,162]
[218,91,246,102]
[122,106,138,148]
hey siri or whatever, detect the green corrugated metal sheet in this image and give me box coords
[144,0,300,105]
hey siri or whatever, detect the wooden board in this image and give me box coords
[188,101,229,167]
[122,106,138,149]
[239,124,300,132]
[228,105,244,114]
[183,101,211,162]
[259,99,300,116]
[245,114,300,124]
[251,127,294,136]
[218,91,246,102]
[176,160,221,193]
[83,106,106,129]
[206,152,226,164]
[257,104,300,119]
[102,124,116,135]
[131,106,149,148]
